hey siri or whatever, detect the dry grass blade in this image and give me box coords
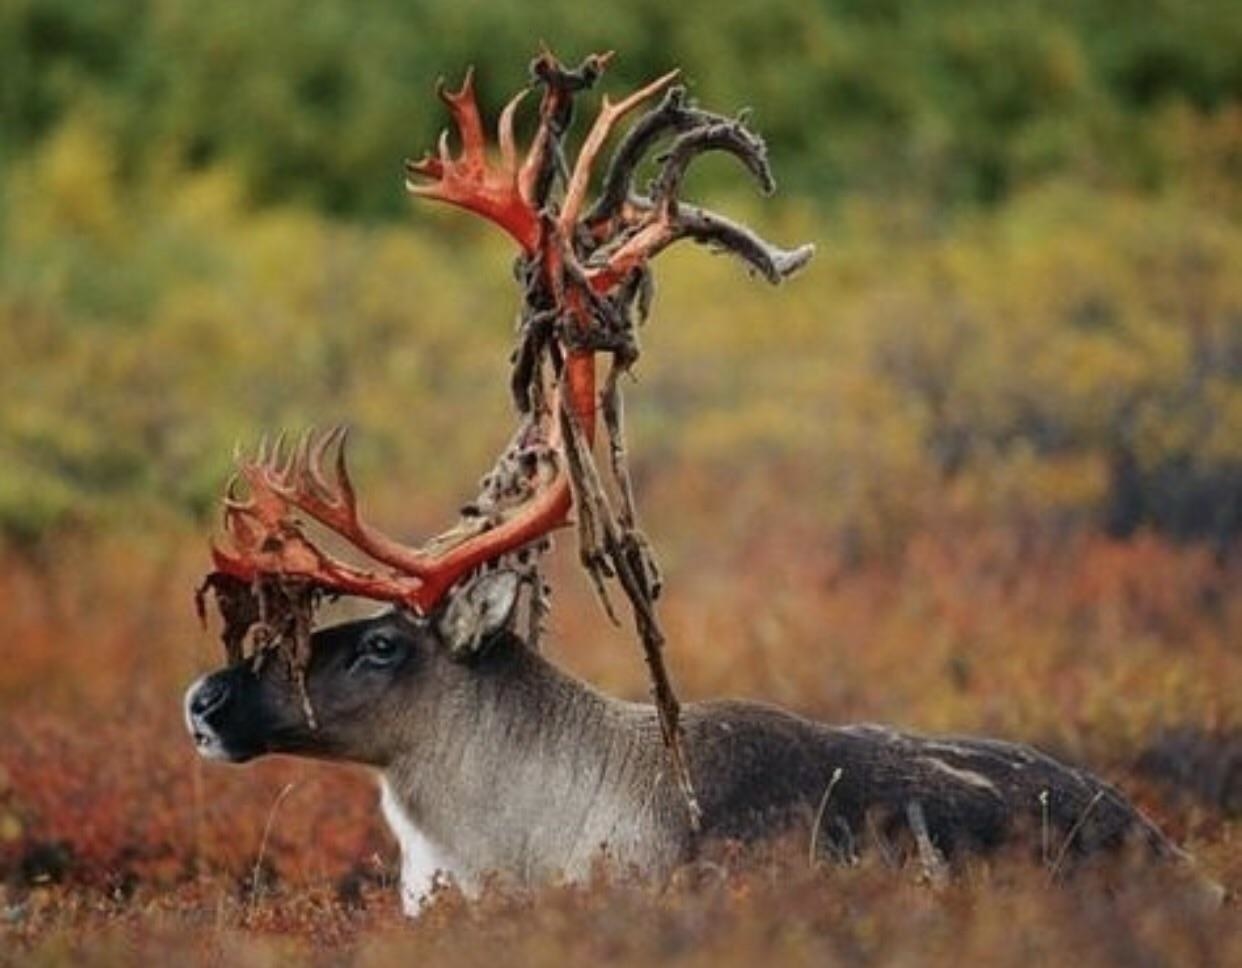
[808,767,845,867]
[1048,791,1106,883]
[248,781,298,916]
[906,800,949,887]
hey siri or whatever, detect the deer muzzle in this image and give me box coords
[184,666,267,763]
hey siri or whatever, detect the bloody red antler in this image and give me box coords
[404,69,542,253]
[212,423,570,615]
[405,53,811,440]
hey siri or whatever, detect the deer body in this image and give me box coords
[186,600,1178,915]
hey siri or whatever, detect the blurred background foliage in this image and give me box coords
[1,0,1240,558]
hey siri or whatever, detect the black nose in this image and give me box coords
[190,675,232,718]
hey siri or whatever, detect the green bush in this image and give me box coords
[3,0,1240,215]
[2,1,1240,552]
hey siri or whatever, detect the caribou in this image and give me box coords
[186,560,1181,916]
[185,52,1188,916]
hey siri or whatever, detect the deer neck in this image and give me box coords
[379,634,661,907]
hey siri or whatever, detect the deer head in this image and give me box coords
[186,571,521,766]
[190,423,565,728]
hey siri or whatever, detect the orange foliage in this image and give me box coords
[0,525,1239,961]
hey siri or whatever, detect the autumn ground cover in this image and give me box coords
[1,521,1240,965]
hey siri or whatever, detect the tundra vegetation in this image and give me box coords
[2,1,1242,964]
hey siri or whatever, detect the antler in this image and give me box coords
[404,69,543,253]
[201,50,815,829]
[405,52,813,435]
[211,423,570,615]
[405,52,815,830]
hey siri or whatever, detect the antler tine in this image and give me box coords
[404,151,444,183]
[331,425,357,513]
[650,121,775,211]
[303,426,330,493]
[586,85,733,228]
[517,121,553,211]
[266,429,291,478]
[254,433,270,468]
[436,66,485,162]
[300,425,340,504]
[677,203,815,283]
[436,129,454,166]
[221,473,252,517]
[498,88,529,174]
[586,204,814,292]
[558,69,681,233]
[287,426,314,493]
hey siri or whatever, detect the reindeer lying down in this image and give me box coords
[187,568,1188,916]
[184,52,1199,915]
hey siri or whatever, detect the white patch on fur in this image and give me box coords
[379,778,457,916]
[919,756,1001,794]
[924,740,1033,766]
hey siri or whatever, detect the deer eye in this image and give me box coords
[357,632,404,667]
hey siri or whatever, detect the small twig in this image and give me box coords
[249,781,298,914]
[808,767,844,867]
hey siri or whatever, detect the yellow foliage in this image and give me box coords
[10,114,126,249]
[3,113,1242,551]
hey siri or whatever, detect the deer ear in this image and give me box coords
[437,570,520,657]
